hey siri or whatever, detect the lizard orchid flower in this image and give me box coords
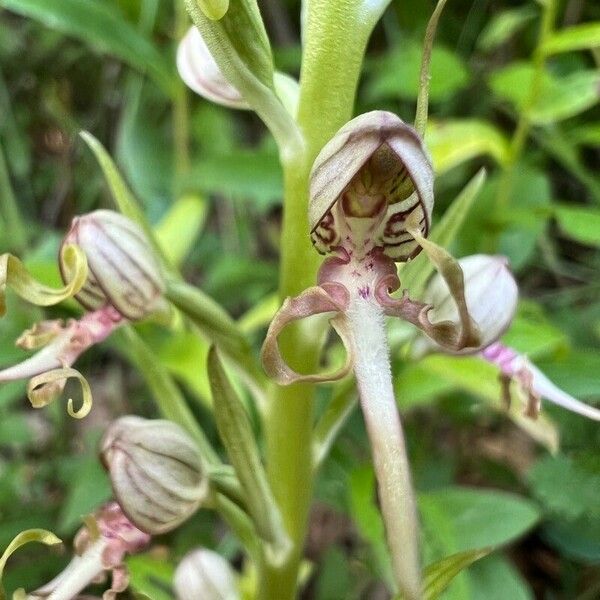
[100,417,209,534]
[0,210,166,418]
[417,254,600,421]
[28,502,150,600]
[261,110,481,600]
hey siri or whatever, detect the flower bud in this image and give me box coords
[177,26,248,109]
[174,548,239,600]
[309,111,434,261]
[419,254,518,354]
[100,416,209,534]
[60,210,167,321]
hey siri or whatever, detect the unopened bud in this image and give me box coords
[419,254,518,353]
[100,416,209,534]
[309,111,434,261]
[60,210,167,321]
[174,548,239,600]
[177,27,248,109]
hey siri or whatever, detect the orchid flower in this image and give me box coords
[416,253,600,421]
[26,502,150,600]
[0,210,167,418]
[261,110,481,600]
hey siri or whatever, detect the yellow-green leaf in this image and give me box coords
[542,22,600,55]
[155,195,208,267]
[426,120,510,174]
[554,204,600,247]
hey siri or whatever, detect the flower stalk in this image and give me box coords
[346,295,421,599]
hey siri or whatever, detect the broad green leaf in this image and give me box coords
[542,22,600,55]
[469,555,533,600]
[156,331,211,406]
[315,548,352,600]
[541,516,600,562]
[422,548,491,599]
[155,195,208,267]
[489,62,600,124]
[367,40,469,103]
[57,453,111,534]
[554,204,600,246]
[426,120,510,174]
[0,0,175,93]
[182,148,283,210]
[348,466,394,588]
[127,554,175,600]
[478,6,537,51]
[420,487,540,555]
[527,454,600,520]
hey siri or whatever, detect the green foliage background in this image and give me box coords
[0,0,599,597]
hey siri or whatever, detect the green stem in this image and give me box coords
[0,143,27,253]
[173,0,191,175]
[493,0,556,218]
[261,2,385,597]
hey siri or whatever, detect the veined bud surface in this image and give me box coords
[60,210,167,321]
[177,26,248,109]
[174,548,239,600]
[418,254,518,354]
[309,110,434,262]
[100,416,209,534]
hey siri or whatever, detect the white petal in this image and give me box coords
[517,357,600,421]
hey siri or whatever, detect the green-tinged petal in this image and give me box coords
[27,367,93,419]
[407,214,480,351]
[0,244,87,316]
[0,529,62,600]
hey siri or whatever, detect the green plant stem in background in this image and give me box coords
[494,0,557,218]
[262,2,390,597]
[0,144,27,253]
[173,0,191,174]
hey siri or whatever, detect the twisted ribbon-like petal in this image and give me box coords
[0,244,87,317]
[261,284,353,385]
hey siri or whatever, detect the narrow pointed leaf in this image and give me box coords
[208,346,290,561]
